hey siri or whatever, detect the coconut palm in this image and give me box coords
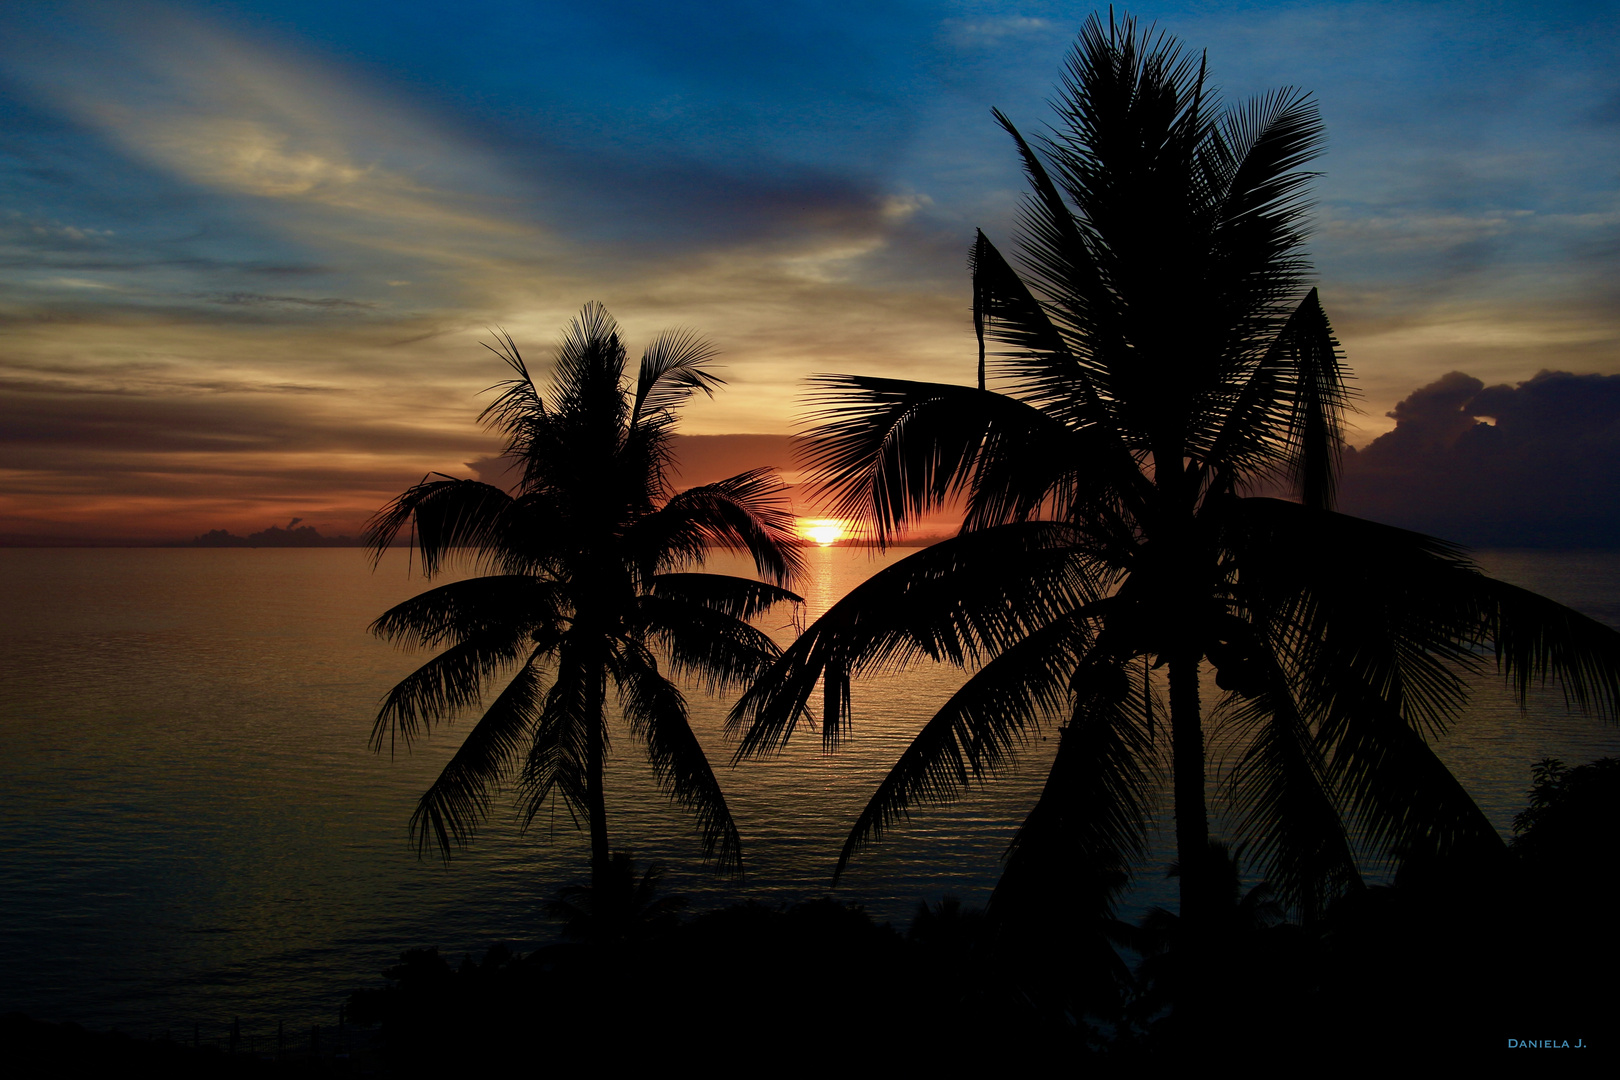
[367,303,803,888]
[730,14,1620,925]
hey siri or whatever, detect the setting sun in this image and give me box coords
[801,519,844,546]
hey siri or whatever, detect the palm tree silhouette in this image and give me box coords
[731,14,1620,925]
[367,303,803,889]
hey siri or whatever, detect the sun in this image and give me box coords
[801,519,844,546]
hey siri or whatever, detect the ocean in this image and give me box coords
[1,544,1616,1042]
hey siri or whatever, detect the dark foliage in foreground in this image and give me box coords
[347,761,1620,1072]
[344,882,1609,1070]
[0,1013,339,1076]
[1114,762,1620,1060]
[1106,872,1613,1062]
[1511,757,1620,878]
[346,897,1097,1071]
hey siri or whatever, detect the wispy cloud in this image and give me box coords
[940,15,1056,49]
[0,1,1617,539]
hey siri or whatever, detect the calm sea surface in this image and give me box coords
[1,545,1617,1039]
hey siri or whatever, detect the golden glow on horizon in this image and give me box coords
[801,519,844,546]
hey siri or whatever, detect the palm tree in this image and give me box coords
[367,303,803,890]
[730,14,1620,927]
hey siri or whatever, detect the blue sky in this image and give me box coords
[2,1,1617,537]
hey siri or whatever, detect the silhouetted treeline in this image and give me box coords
[1113,758,1619,1061]
[346,895,1102,1071]
[0,1013,352,1076]
[347,760,1618,1068]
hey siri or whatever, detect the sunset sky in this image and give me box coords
[3,1,1618,541]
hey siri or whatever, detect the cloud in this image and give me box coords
[2,1,1618,544]
[940,16,1056,50]
[1339,369,1620,547]
[0,349,501,540]
[204,292,376,310]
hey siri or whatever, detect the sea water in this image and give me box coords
[0,545,1615,1040]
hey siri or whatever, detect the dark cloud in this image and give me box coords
[1339,370,1620,547]
[204,292,376,310]
[0,380,482,458]
[0,374,494,540]
[514,148,910,255]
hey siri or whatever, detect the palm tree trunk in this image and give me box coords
[586,661,611,895]
[1168,650,1209,923]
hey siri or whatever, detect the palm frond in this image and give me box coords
[730,522,1104,757]
[969,224,1117,433]
[1220,499,1605,874]
[613,641,743,872]
[632,329,723,428]
[1321,675,1508,871]
[1219,670,1361,923]
[372,630,532,753]
[1196,87,1322,345]
[547,300,630,420]
[1479,576,1620,720]
[478,329,546,441]
[630,468,803,585]
[370,575,565,650]
[410,651,545,859]
[646,573,802,619]
[1036,13,1214,311]
[1197,288,1348,506]
[364,477,524,576]
[1227,499,1484,736]
[800,374,1138,542]
[1233,497,1620,742]
[832,607,1102,882]
[990,658,1158,921]
[1273,290,1348,509]
[970,226,1075,371]
[634,592,785,692]
[986,109,1119,395]
[1210,87,1323,233]
[516,644,598,832]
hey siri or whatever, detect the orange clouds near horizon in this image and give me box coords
[0,431,969,546]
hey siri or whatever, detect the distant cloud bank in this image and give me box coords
[191,522,358,548]
[1340,370,1620,548]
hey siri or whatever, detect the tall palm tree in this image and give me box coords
[367,303,803,890]
[731,14,1620,926]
